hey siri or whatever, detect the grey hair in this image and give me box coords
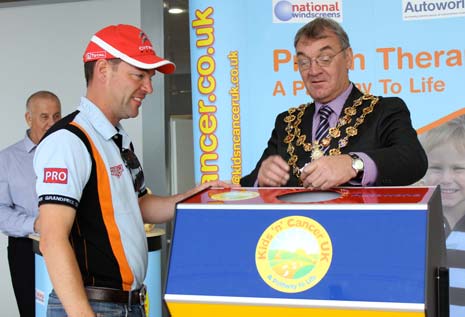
[26,90,61,111]
[294,17,350,49]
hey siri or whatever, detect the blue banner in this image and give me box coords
[189,0,465,183]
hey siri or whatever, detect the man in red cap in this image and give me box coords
[34,24,225,317]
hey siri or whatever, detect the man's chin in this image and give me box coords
[308,88,329,102]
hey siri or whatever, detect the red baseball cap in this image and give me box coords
[83,24,175,73]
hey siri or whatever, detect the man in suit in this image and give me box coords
[241,17,427,189]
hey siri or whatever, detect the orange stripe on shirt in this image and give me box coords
[70,122,134,290]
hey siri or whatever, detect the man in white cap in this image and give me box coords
[34,24,225,317]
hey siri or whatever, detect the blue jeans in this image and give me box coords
[47,290,145,317]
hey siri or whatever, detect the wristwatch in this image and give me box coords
[349,154,364,175]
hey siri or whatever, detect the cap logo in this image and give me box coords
[139,45,153,52]
[139,31,153,52]
[139,31,148,43]
[86,51,107,60]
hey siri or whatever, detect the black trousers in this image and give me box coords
[7,237,35,317]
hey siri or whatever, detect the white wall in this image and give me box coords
[0,1,144,315]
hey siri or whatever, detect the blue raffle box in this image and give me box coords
[165,186,448,317]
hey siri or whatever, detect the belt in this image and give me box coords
[85,285,146,306]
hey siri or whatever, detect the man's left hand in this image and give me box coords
[299,154,357,190]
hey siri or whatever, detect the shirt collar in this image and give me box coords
[315,83,353,116]
[23,129,37,153]
[78,97,130,147]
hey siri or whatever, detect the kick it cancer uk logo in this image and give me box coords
[272,0,343,23]
[256,216,332,293]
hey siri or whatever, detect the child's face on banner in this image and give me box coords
[424,142,465,209]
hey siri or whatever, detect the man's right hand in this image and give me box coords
[33,216,40,234]
[257,155,290,187]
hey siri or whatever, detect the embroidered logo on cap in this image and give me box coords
[85,51,107,60]
[139,31,153,52]
[140,31,148,43]
[43,168,68,184]
[110,164,124,177]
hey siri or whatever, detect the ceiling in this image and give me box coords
[164,0,190,74]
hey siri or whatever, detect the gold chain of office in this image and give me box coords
[284,94,380,179]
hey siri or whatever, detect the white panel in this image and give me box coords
[169,115,195,194]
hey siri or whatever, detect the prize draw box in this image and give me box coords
[164,187,448,317]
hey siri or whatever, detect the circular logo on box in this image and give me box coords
[210,190,259,201]
[255,216,332,293]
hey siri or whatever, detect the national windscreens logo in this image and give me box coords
[272,0,343,23]
[403,0,465,20]
[255,216,332,293]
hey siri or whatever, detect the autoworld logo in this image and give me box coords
[402,0,465,20]
[272,0,343,23]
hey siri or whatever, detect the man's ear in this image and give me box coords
[345,47,354,70]
[94,59,111,82]
[25,111,32,128]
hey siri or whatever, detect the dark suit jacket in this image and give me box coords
[240,86,428,187]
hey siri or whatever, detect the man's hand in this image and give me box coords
[257,155,290,187]
[300,154,357,190]
[189,180,238,196]
[33,215,40,234]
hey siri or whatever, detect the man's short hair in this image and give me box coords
[294,17,350,49]
[26,91,61,111]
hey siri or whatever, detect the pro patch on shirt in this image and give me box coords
[43,168,68,184]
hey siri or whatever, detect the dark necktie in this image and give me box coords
[315,105,333,143]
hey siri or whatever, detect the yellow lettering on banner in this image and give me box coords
[199,113,216,134]
[192,7,214,47]
[198,100,216,113]
[200,152,218,173]
[201,173,218,183]
[229,50,242,184]
[200,134,218,153]
[197,55,216,94]
[193,6,219,183]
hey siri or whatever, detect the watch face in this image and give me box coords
[350,154,364,173]
[353,158,364,171]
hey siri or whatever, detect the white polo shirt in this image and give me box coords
[34,97,147,291]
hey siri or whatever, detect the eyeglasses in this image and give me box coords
[120,148,145,194]
[296,47,347,70]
